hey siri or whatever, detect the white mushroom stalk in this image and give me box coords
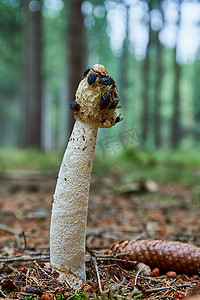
[50,64,121,288]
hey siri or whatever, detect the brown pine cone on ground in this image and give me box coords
[106,240,200,274]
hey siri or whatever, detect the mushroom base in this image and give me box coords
[42,263,83,289]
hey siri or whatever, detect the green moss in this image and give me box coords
[56,292,65,300]
[70,290,89,300]
[1,146,200,191]
[93,146,200,189]
[0,148,61,172]
[193,185,200,205]
[22,296,35,300]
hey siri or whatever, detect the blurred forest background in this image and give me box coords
[0,0,200,165]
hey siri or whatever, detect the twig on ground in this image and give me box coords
[96,256,137,266]
[94,252,131,258]
[110,275,126,291]
[34,261,55,281]
[92,256,103,293]
[0,255,50,262]
[0,288,7,298]
[24,251,50,255]
[34,261,72,289]
[26,268,30,287]
[21,231,27,252]
[87,247,103,293]
[0,224,19,235]
[0,223,23,248]
[134,266,146,288]
[145,284,192,293]
[86,250,137,268]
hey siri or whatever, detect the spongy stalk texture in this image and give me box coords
[50,120,98,280]
[107,240,200,274]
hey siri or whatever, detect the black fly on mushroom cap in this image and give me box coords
[115,114,123,123]
[99,76,114,85]
[86,64,114,86]
[83,67,90,78]
[87,72,98,85]
[100,92,110,110]
[109,100,119,109]
[70,100,80,112]
[87,66,103,85]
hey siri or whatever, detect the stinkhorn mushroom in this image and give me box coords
[50,64,121,287]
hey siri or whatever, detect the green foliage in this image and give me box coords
[99,293,111,300]
[22,296,35,300]
[0,1,22,146]
[70,290,89,300]
[193,185,200,205]
[132,294,144,299]
[149,194,177,202]
[56,292,65,300]
[1,146,200,192]
[0,148,61,172]
[120,146,157,167]
[93,145,200,188]
[129,269,136,275]
[43,9,66,94]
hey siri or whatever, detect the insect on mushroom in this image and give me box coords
[109,99,119,109]
[87,65,109,85]
[100,92,110,110]
[115,114,123,123]
[83,67,90,77]
[87,66,102,85]
[70,100,80,111]
[99,76,114,85]
[50,64,121,288]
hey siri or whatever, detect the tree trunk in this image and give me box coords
[171,53,181,148]
[193,52,200,141]
[119,4,129,128]
[171,0,181,148]
[22,0,43,148]
[154,2,163,148]
[141,0,152,145]
[67,0,85,135]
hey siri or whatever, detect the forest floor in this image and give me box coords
[0,169,200,299]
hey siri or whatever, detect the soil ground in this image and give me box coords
[0,171,200,299]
